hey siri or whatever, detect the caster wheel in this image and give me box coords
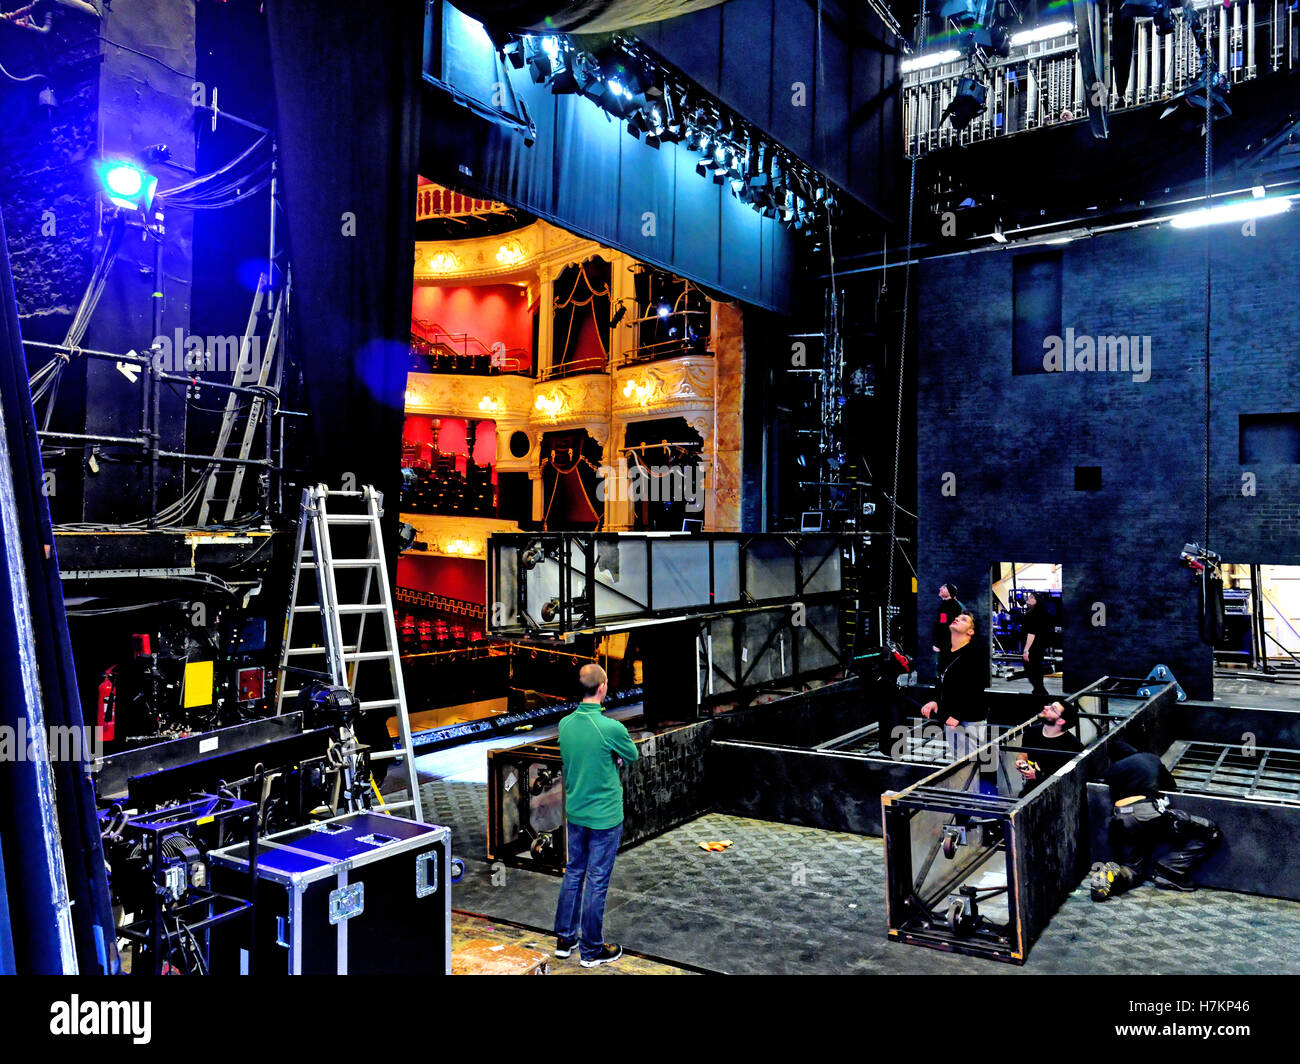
[450,857,465,884]
[947,901,963,935]
[942,834,957,860]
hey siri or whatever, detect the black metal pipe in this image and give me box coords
[148,216,165,529]
[156,449,274,471]
[38,430,146,446]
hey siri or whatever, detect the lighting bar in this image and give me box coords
[1169,196,1293,229]
[1008,21,1076,47]
[900,49,962,73]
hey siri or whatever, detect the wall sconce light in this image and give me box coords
[622,376,654,409]
[405,388,418,406]
[429,250,460,273]
[535,390,566,419]
[495,239,526,266]
[478,395,503,414]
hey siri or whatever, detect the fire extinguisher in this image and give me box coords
[97,665,118,743]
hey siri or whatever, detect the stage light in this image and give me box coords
[942,76,987,131]
[991,223,1007,243]
[95,159,157,211]
[657,303,671,318]
[1009,21,1075,46]
[1120,0,1177,34]
[1162,68,1232,121]
[1169,195,1292,230]
[899,49,962,73]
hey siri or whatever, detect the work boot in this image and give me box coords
[1090,861,1127,901]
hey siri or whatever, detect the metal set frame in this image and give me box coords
[488,531,847,637]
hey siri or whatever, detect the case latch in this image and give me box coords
[329,882,365,923]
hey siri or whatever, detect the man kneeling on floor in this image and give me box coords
[554,663,639,967]
[1091,743,1222,901]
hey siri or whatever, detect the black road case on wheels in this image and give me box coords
[208,811,451,974]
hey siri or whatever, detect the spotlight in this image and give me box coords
[656,303,671,318]
[941,76,987,131]
[1120,0,1177,35]
[550,50,600,96]
[1162,68,1232,121]
[524,36,561,83]
[95,159,158,211]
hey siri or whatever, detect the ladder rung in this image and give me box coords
[343,651,393,661]
[376,799,416,811]
[325,516,375,525]
[282,689,301,699]
[293,604,387,615]
[360,699,401,710]
[285,645,360,657]
[369,748,406,761]
[331,559,382,568]
[323,490,366,497]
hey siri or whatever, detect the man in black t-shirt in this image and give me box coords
[1015,700,1083,795]
[922,613,989,762]
[1020,591,1053,695]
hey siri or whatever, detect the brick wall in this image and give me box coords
[916,210,1300,699]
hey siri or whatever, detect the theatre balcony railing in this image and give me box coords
[536,354,608,381]
[410,320,532,377]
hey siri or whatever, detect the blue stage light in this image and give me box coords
[95,160,158,211]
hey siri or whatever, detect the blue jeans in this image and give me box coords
[553,821,623,960]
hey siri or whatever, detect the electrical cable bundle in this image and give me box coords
[30,214,126,429]
[156,133,273,212]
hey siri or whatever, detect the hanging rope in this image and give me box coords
[885,0,926,647]
[1202,15,1214,557]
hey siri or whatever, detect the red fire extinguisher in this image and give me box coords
[97,665,118,743]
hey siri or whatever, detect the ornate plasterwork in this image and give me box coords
[414,219,611,286]
[531,374,610,427]
[398,513,518,560]
[611,356,715,417]
[404,372,534,421]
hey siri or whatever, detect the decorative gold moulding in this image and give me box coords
[398,513,518,561]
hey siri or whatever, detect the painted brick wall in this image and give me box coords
[916,210,1300,699]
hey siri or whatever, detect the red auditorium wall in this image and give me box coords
[396,555,486,605]
[412,283,533,356]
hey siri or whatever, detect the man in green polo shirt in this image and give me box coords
[552,663,639,967]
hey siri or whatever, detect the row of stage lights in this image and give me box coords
[501,33,835,230]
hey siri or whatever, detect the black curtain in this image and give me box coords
[0,205,117,973]
[265,0,425,552]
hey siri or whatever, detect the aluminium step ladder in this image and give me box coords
[196,275,284,526]
[275,484,424,822]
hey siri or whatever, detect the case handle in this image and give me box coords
[415,850,439,898]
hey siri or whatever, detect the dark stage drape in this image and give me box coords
[0,205,117,974]
[265,0,425,549]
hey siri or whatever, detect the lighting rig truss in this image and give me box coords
[498,32,838,231]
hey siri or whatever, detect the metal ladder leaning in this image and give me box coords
[196,275,284,526]
[275,484,424,822]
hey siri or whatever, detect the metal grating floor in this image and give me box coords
[1167,740,1300,804]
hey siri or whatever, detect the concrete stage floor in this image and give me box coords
[415,718,1300,976]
